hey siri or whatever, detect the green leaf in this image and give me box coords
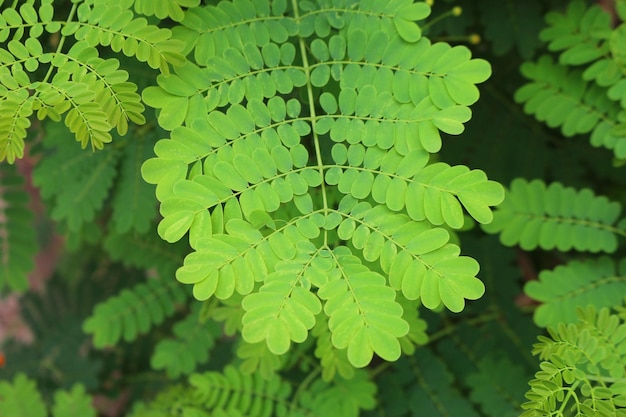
[51,385,96,417]
[151,308,221,377]
[484,179,620,253]
[525,257,626,327]
[83,279,187,347]
[0,374,46,417]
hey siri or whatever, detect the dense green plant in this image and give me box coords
[4,0,626,416]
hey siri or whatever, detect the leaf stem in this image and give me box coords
[41,2,79,85]
[292,0,329,246]
[289,366,321,413]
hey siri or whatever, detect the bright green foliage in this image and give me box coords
[483,178,623,253]
[0,0,186,163]
[83,278,188,347]
[150,308,221,378]
[0,163,36,291]
[0,373,46,417]
[521,306,626,417]
[141,0,501,368]
[525,257,626,328]
[51,384,96,417]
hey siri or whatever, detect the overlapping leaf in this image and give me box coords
[336,200,485,312]
[317,248,409,367]
[484,179,622,253]
[328,153,503,228]
[241,255,324,355]
[312,317,356,382]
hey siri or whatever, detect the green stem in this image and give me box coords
[420,7,461,32]
[289,366,321,413]
[41,2,79,84]
[291,0,329,246]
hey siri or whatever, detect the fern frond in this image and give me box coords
[525,257,626,328]
[110,134,158,234]
[41,46,147,133]
[127,384,206,417]
[0,373,46,417]
[483,179,623,253]
[189,365,291,417]
[83,278,187,347]
[328,157,503,228]
[338,200,485,312]
[295,370,377,417]
[514,55,626,157]
[0,163,37,291]
[70,3,185,72]
[51,384,96,417]
[151,308,221,378]
[466,357,528,417]
[313,315,356,382]
[521,306,626,416]
[32,123,120,231]
[540,0,611,67]
[236,340,285,379]
[0,87,33,163]
[141,0,502,369]
[241,251,325,356]
[0,0,188,163]
[316,247,408,368]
